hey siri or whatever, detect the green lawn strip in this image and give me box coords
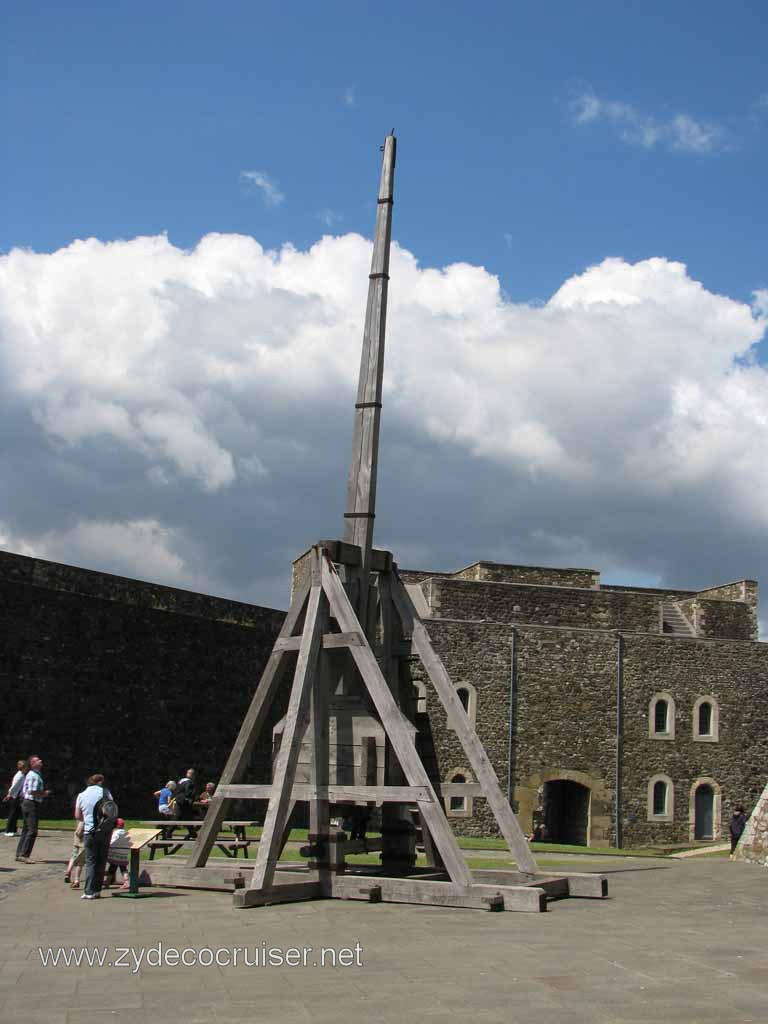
[39,819,147,831]
[38,821,717,861]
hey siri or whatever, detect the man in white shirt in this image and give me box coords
[15,755,49,862]
[3,760,26,836]
[75,773,114,899]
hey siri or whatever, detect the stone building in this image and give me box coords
[0,549,285,818]
[4,544,766,848]
[400,560,767,847]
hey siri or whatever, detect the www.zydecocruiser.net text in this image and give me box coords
[38,943,364,971]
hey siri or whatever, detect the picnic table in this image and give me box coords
[144,821,259,859]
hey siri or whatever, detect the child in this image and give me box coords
[105,818,131,887]
[65,820,85,889]
[154,780,176,817]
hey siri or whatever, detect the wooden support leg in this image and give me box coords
[187,581,311,869]
[322,559,473,887]
[309,560,332,895]
[249,577,325,892]
[391,574,538,875]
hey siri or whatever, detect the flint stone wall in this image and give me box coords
[0,550,286,819]
[450,562,600,589]
[422,577,661,633]
[619,634,768,845]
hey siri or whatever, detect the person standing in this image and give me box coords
[75,774,115,899]
[729,803,748,858]
[175,769,197,837]
[15,756,49,862]
[3,760,27,836]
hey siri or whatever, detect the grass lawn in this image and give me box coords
[36,821,716,860]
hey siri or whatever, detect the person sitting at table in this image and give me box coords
[195,782,216,814]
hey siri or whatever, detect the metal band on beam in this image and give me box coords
[344,512,375,518]
[355,402,382,409]
[369,273,390,280]
[377,197,394,204]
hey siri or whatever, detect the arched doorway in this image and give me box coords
[543,780,590,845]
[694,784,715,839]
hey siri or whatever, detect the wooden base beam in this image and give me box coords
[330,874,547,912]
[233,881,323,909]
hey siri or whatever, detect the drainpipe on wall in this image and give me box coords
[615,630,624,849]
[507,628,516,805]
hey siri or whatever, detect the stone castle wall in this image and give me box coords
[0,551,286,818]
[695,597,758,641]
[422,577,662,633]
[418,611,768,846]
[619,634,768,845]
[450,562,600,589]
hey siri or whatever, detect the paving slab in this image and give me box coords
[1,832,767,1023]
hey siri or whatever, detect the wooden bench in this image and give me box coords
[147,838,255,860]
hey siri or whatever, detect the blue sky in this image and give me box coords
[1,2,767,612]
[3,2,766,304]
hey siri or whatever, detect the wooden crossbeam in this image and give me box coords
[274,631,365,652]
[215,784,435,802]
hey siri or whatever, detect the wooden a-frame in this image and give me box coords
[149,541,607,911]
[145,134,608,910]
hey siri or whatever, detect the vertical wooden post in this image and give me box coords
[309,554,332,895]
[343,133,396,626]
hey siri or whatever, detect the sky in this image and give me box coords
[1,2,767,616]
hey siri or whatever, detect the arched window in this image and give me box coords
[449,682,477,731]
[652,780,667,816]
[444,769,474,818]
[698,702,711,735]
[647,774,674,821]
[693,696,719,742]
[654,700,669,733]
[649,693,675,740]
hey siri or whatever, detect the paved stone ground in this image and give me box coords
[1,831,766,1024]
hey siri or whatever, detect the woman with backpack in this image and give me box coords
[75,773,118,900]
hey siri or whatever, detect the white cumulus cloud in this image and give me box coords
[0,231,766,606]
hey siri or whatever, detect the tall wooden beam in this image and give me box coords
[343,133,396,599]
